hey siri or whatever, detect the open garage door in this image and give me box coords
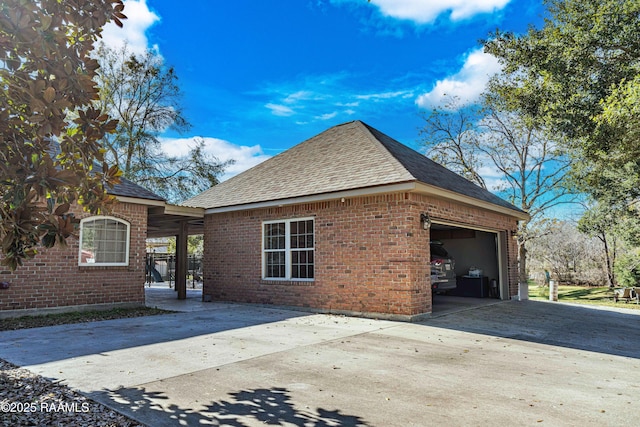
[430,222,504,312]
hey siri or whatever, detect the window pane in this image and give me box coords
[80,217,128,265]
[290,220,314,249]
[265,223,285,250]
[291,249,313,279]
[265,251,286,278]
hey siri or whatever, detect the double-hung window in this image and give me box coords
[78,216,130,266]
[263,218,314,280]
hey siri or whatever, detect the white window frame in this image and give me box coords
[78,216,130,267]
[262,217,315,281]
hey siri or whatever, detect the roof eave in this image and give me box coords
[204,182,417,214]
[202,181,530,221]
[114,195,166,206]
[413,182,530,221]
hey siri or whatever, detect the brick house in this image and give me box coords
[185,121,529,320]
[0,176,204,317]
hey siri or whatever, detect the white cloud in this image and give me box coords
[356,90,413,101]
[336,101,360,108]
[283,91,318,104]
[259,73,416,124]
[368,0,511,24]
[101,0,160,54]
[316,112,338,120]
[159,137,271,182]
[266,103,296,117]
[415,49,502,109]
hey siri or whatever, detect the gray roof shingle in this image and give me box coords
[47,142,164,202]
[183,121,525,215]
[107,177,165,201]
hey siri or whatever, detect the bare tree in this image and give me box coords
[419,98,487,189]
[527,221,606,285]
[420,99,575,287]
[94,43,232,202]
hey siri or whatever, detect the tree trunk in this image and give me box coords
[600,233,615,288]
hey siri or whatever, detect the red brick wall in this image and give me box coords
[0,201,148,312]
[203,192,520,317]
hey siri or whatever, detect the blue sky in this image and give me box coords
[102,0,545,181]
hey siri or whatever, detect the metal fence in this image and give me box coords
[145,253,203,289]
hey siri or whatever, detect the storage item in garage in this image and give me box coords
[449,276,489,298]
[468,268,483,277]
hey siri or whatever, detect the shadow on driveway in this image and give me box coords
[0,303,309,367]
[101,385,370,427]
[422,299,640,359]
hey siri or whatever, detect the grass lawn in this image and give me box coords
[528,284,640,310]
[0,306,172,331]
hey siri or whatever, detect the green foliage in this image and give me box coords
[166,235,203,255]
[484,0,640,202]
[0,0,126,270]
[483,0,640,286]
[94,44,233,203]
[577,199,640,287]
[614,249,640,288]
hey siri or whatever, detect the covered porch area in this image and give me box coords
[146,203,205,301]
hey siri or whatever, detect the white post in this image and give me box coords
[549,280,558,302]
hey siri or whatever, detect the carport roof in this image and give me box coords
[183,120,528,219]
[106,175,204,238]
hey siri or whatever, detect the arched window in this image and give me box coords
[78,216,130,266]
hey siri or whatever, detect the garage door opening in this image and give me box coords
[430,223,507,314]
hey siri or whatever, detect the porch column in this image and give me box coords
[175,221,188,300]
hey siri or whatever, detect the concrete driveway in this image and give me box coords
[1,292,640,426]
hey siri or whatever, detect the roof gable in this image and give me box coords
[183,121,525,216]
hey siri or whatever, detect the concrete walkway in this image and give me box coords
[1,291,639,426]
[143,283,505,317]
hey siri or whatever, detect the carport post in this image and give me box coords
[175,221,188,300]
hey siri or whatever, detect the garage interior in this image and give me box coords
[430,223,508,314]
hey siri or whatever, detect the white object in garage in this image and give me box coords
[468,268,482,277]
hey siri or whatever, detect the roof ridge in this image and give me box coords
[350,120,415,180]
[182,120,525,216]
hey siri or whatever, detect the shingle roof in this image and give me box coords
[107,177,165,201]
[47,141,164,202]
[183,120,525,215]
[88,160,164,201]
